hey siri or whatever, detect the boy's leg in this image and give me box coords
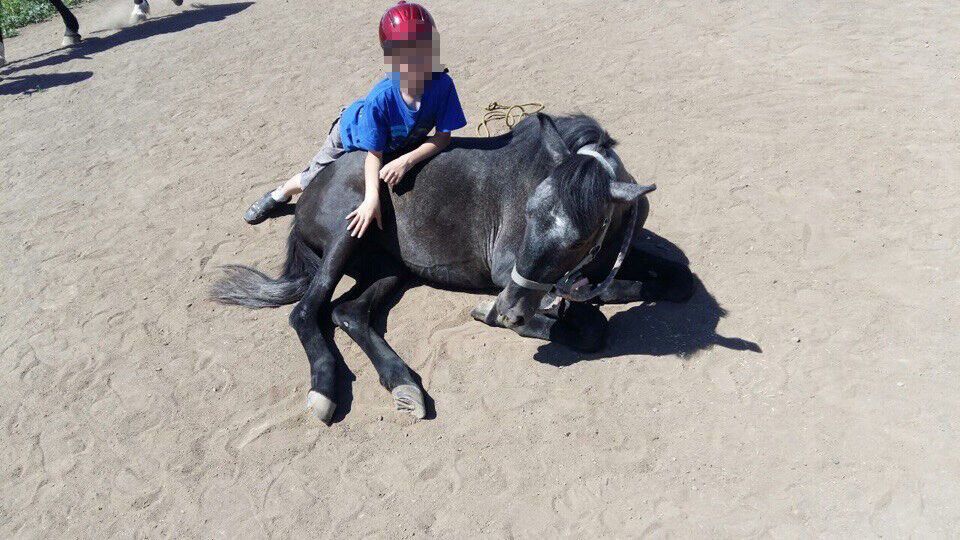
[244,118,345,224]
[243,172,301,225]
[297,120,346,191]
[130,0,150,24]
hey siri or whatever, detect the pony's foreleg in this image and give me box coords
[592,280,646,304]
[49,0,81,46]
[332,259,426,420]
[471,300,608,353]
[289,236,356,424]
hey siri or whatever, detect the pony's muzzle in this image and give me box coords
[497,312,525,328]
[494,283,544,329]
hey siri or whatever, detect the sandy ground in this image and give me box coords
[2,0,959,536]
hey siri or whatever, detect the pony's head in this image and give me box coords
[495,113,654,328]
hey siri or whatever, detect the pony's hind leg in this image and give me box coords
[49,0,82,45]
[332,258,426,419]
[289,236,356,424]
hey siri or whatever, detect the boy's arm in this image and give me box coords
[379,132,452,187]
[346,150,384,238]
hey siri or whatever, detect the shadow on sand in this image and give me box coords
[1,2,253,79]
[533,231,762,366]
[0,70,93,95]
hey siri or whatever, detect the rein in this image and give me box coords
[510,145,638,302]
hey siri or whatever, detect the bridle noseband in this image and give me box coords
[510,144,638,303]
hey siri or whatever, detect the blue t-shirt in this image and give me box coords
[340,72,467,154]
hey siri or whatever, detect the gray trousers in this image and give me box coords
[299,116,347,189]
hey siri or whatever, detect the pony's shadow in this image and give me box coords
[1,2,253,77]
[534,232,762,366]
[0,70,92,96]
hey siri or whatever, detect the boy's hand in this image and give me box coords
[345,198,382,238]
[379,156,412,187]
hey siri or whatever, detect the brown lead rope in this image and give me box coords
[476,101,545,137]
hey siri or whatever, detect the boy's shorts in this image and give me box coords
[299,113,347,189]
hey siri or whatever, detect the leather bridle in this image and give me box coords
[510,144,638,302]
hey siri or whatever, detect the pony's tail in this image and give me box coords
[210,225,321,308]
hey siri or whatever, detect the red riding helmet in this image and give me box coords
[379,1,436,46]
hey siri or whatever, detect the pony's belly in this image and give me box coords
[393,233,494,290]
[403,260,494,290]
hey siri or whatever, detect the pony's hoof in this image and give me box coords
[61,33,82,47]
[130,2,150,24]
[392,384,426,419]
[306,391,336,425]
[470,300,497,325]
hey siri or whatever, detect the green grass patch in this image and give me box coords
[1,0,84,38]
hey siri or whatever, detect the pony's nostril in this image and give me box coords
[514,316,525,327]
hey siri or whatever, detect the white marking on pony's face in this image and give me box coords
[526,179,581,247]
[547,205,576,242]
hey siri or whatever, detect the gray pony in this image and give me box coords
[213,113,694,423]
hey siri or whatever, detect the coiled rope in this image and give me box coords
[476,101,545,137]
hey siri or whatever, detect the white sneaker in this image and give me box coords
[130,0,150,24]
[0,42,6,68]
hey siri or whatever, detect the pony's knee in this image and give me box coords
[552,303,608,353]
[288,304,316,332]
[331,302,362,333]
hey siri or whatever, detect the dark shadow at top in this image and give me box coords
[1,2,254,76]
[533,232,761,367]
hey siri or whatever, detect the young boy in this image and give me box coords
[244,1,467,239]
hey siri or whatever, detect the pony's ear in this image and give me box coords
[536,113,569,163]
[610,182,656,204]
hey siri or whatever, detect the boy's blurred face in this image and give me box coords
[385,38,436,89]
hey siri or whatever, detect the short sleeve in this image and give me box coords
[355,93,390,152]
[435,78,467,133]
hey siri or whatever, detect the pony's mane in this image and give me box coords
[548,114,619,228]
